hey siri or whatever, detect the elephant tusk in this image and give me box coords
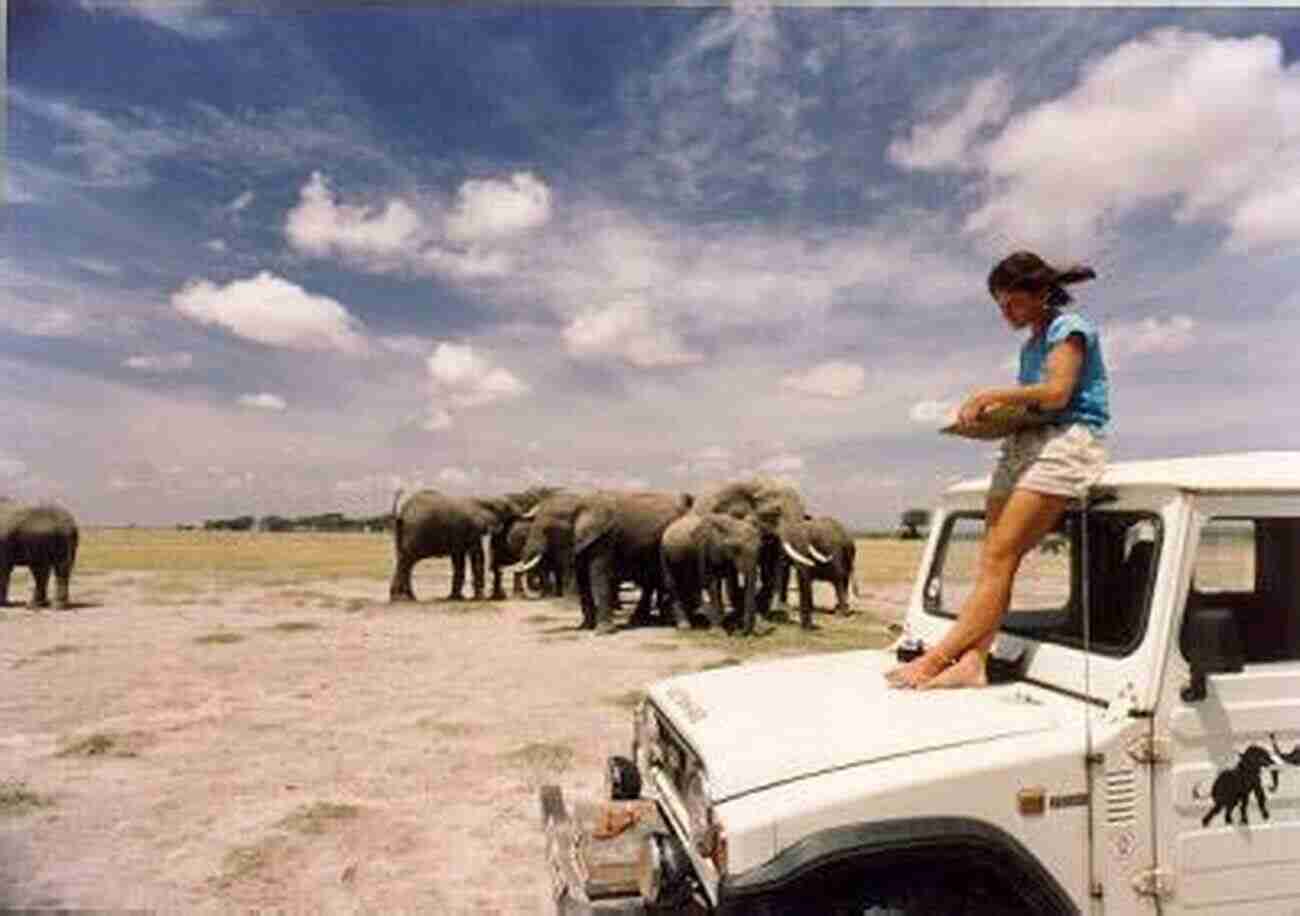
[808,544,831,564]
[782,540,816,568]
[513,554,544,573]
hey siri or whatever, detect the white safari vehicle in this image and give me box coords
[541,452,1300,914]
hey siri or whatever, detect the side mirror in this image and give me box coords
[1179,607,1244,702]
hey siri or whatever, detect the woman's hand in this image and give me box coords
[957,391,997,426]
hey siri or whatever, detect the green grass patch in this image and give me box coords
[218,841,278,886]
[638,641,681,653]
[0,781,54,816]
[605,690,645,710]
[503,741,574,774]
[277,801,361,835]
[417,718,479,737]
[267,621,323,634]
[697,656,744,672]
[56,731,145,758]
[195,631,244,645]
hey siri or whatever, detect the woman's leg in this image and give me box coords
[886,488,1069,688]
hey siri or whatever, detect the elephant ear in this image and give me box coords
[573,496,617,556]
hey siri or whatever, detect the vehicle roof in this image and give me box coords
[947,451,1300,497]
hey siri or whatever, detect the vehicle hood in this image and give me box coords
[646,650,1067,801]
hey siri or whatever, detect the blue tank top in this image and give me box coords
[1018,310,1109,433]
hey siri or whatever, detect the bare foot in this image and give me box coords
[917,648,988,690]
[885,651,949,689]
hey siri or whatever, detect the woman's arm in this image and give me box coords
[958,335,1085,423]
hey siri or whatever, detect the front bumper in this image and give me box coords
[541,784,710,915]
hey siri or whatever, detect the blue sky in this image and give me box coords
[5,3,1300,527]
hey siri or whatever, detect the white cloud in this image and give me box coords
[226,190,255,213]
[172,271,369,355]
[79,0,231,40]
[427,343,528,409]
[1105,315,1198,363]
[444,172,553,244]
[0,307,88,338]
[238,393,287,411]
[0,455,27,478]
[285,172,423,268]
[925,29,1300,253]
[422,409,453,432]
[759,453,805,475]
[562,299,700,368]
[437,466,477,488]
[123,352,194,373]
[205,239,228,253]
[781,361,867,399]
[888,74,1012,172]
[70,257,122,277]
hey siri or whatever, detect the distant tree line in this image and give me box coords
[198,512,394,532]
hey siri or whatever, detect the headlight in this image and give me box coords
[684,765,726,872]
[633,701,661,776]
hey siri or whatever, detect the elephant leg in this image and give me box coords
[448,551,466,600]
[588,552,618,634]
[797,568,816,630]
[575,558,596,628]
[490,562,507,601]
[659,559,691,631]
[0,560,11,607]
[389,554,417,602]
[755,540,779,615]
[705,573,727,630]
[469,544,485,600]
[771,558,791,612]
[53,559,73,610]
[833,568,851,613]
[511,570,526,598]
[29,561,51,609]
[628,576,656,627]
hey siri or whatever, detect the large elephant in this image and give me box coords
[574,490,693,633]
[691,478,825,633]
[661,512,763,632]
[389,489,538,602]
[0,499,79,610]
[516,490,690,633]
[773,515,859,617]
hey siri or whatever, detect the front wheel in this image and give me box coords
[740,859,1043,916]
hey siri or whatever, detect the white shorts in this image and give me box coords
[990,423,1106,501]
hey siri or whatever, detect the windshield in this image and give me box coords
[924,509,1161,656]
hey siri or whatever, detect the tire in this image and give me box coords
[741,858,1039,916]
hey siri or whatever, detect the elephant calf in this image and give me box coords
[661,513,763,632]
[0,499,79,610]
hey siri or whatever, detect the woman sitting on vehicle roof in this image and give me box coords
[887,251,1109,689]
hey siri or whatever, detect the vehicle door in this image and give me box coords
[1156,498,1300,913]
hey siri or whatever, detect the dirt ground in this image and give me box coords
[0,566,910,914]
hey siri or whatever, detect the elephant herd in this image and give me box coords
[389,478,859,636]
[0,481,859,639]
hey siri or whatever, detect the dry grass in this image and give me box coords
[0,781,54,816]
[277,802,361,835]
[78,529,393,581]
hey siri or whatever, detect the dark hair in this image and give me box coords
[987,251,1096,308]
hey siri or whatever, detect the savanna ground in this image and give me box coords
[0,529,921,914]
